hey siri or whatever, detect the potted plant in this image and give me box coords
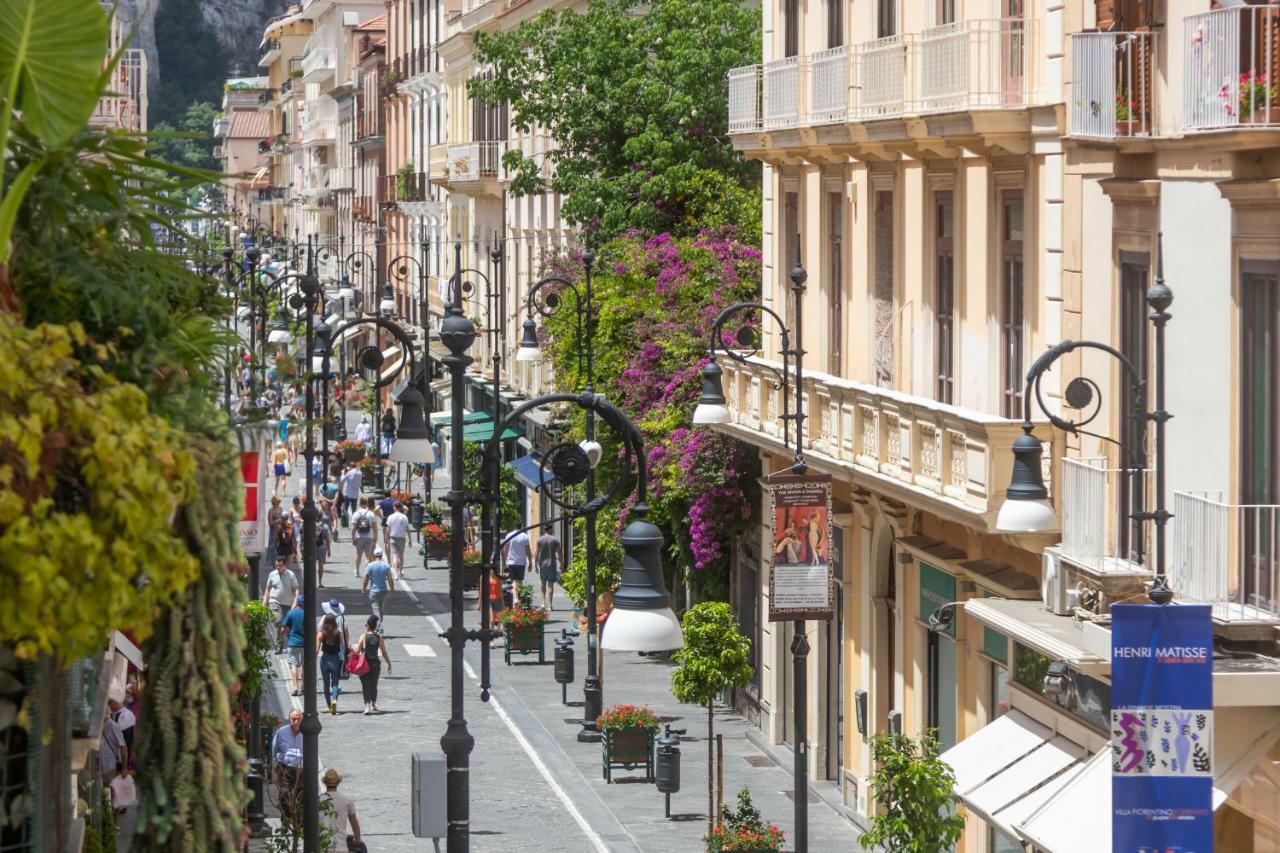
[461,547,483,590]
[1238,70,1279,124]
[1114,88,1137,135]
[497,586,548,664]
[396,160,417,201]
[705,789,785,852]
[422,521,450,560]
[335,438,368,463]
[859,731,965,852]
[423,501,446,525]
[598,703,659,782]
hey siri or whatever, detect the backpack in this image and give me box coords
[354,511,372,534]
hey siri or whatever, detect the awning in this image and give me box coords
[507,454,554,491]
[964,598,1109,676]
[430,410,488,426]
[462,422,522,443]
[112,631,144,671]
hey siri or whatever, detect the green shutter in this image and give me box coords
[983,627,1008,664]
[918,562,957,638]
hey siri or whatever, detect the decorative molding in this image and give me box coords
[1217,178,1280,209]
[1098,178,1161,206]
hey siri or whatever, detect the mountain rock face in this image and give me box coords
[115,0,288,89]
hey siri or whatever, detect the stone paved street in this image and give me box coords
[258,460,862,851]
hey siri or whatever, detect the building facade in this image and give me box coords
[723,0,1280,850]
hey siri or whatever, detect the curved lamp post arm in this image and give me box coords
[705,300,797,457]
[524,275,585,377]
[327,315,418,390]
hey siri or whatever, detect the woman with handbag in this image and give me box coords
[350,615,392,715]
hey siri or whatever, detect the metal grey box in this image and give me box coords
[411,753,448,838]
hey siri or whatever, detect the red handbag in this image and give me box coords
[346,649,369,677]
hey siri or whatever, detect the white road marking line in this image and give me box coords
[403,643,437,657]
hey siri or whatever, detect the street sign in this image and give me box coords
[766,472,834,621]
[1111,603,1214,853]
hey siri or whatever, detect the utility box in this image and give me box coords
[411,753,448,839]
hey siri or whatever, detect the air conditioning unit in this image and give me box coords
[1042,550,1072,616]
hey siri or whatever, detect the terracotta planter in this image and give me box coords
[1244,106,1280,125]
[601,727,655,782]
[503,621,546,664]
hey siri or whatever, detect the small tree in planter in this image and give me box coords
[670,601,754,830]
[705,788,785,852]
[497,585,548,663]
[597,704,660,782]
[860,731,965,853]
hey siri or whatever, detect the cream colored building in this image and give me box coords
[722,1,1280,850]
[92,1,148,134]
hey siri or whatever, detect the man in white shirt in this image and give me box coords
[339,464,362,523]
[386,502,411,579]
[350,498,379,577]
[502,528,532,593]
[320,768,363,848]
[354,416,372,446]
[261,557,300,651]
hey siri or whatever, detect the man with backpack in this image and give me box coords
[351,497,379,577]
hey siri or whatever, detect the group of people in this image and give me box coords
[271,713,367,850]
[483,524,564,630]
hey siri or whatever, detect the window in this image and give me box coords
[784,0,800,58]
[877,0,896,39]
[1118,253,1150,564]
[827,0,844,49]
[934,191,955,404]
[1013,643,1111,731]
[938,0,956,25]
[828,192,844,375]
[926,631,958,748]
[1240,261,1279,611]
[784,191,800,332]
[873,190,895,388]
[1000,190,1025,418]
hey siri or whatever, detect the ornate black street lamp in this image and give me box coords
[996,235,1174,605]
[693,262,812,852]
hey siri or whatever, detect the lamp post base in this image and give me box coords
[578,674,603,742]
[246,759,269,835]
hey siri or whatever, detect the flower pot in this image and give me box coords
[426,541,449,560]
[1244,106,1280,125]
[601,727,655,783]
[503,622,545,664]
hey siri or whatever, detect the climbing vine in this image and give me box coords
[131,437,248,851]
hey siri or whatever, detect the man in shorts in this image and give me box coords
[502,528,531,595]
[386,502,410,579]
[278,595,306,696]
[351,497,378,577]
[261,557,299,653]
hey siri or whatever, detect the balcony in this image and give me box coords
[355,91,385,144]
[352,194,376,221]
[259,38,281,68]
[303,167,332,198]
[1183,5,1280,131]
[714,355,1061,532]
[728,18,1040,144]
[329,166,353,191]
[1173,493,1280,626]
[302,101,337,146]
[400,46,440,93]
[1070,31,1157,139]
[438,141,505,196]
[1058,457,1151,576]
[301,47,335,84]
[213,115,231,137]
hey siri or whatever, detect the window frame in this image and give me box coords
[934,190,956,404]
[999,189,1026,419]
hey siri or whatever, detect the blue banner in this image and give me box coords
[1111,603,1214,853]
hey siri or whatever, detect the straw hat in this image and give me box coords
[321,768,342,787]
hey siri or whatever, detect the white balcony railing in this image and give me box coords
[301,47,335,83]
[809,46,849,125]
[1183,5,1280,131]
[1059,457,1152,575]
[763,56,803,129]
[303,167,332,195]
[728,65,762,133]
[716,355,1060,529]
[1173,492,1280,623]
[858,35,909,119]
[446,141,504,181]
[917,18,1034,113]
[1070,31,1157,138]
[328,166,353,190]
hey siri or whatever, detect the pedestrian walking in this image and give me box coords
[377,491,396,547]
[275,518,298,576]
[320,768,365,851]
[354,415,372,446]
[108,692,136,770]
[486,566,504,634]
[317,613,344,714]
[535,524,562,611]
[99,706,128,786]
[386,502,410,579]
[278,595,306,696]
[361,549,394,632]
[351,497,378,576]
[427,437,441,494]
[339,463,362,526]
[502,528,531,596]
[322,597,350,678]
[261,557,299,652]
[272,442,289,497]
[315,504,332,588]
[354,615,392,714]
[271,710,304,825]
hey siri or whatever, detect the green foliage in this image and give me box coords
[0,316,199,660]
[263,796,339,853]
[150,101,219,171]
[558,516,623,608]
[132,438,249,850]
[239,601,275,700]
[706,788,785,852]
[861,732,966,853]
[470,0,761,241]
[462,440,520,531]
[670,602,753,707]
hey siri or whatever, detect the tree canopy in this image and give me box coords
[470,0,761,243]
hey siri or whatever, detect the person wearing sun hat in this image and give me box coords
[320,767,363,850]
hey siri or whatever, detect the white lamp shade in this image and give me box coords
[580,439,602,468]
[310,356,326,374]
[692,402,731,425]
[516,345,544,363]
[380,297,396,314]
[268,327,292,345]
[994,497,1058,534]
[338,286,355,300]
[600,606,684,653]
[389,436,435,465]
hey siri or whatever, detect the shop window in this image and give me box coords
[1013,643,1111,731]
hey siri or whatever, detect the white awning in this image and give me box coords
[944,709,1055,794]
[964,598,1109,675]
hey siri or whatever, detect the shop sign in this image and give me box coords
[239,440,269,555]
[766,472,833,621]
[918,562,957,638]
[1111,603,1214,853]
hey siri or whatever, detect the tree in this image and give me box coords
[470,0,761,242]
[861,732,966,853]
[152,100,219,171]
[670,601,754,832]
[151,0,232,129]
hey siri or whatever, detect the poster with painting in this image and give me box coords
[767,472,833,621]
